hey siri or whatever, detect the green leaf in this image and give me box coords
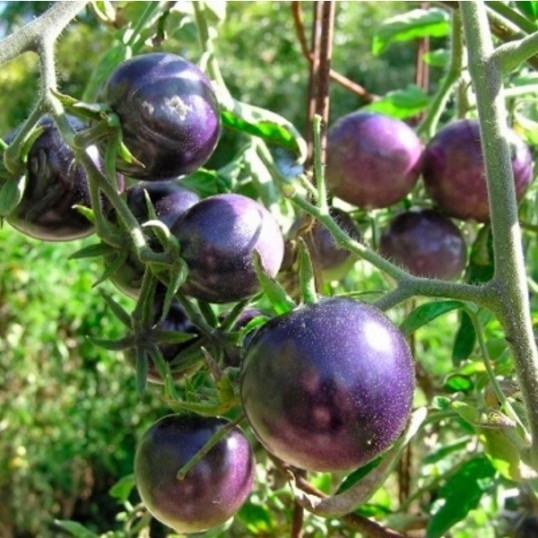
[109,473,136,502]
[135,348,148,397]
[252,251,296,315]
[0,174,26,216]
[516,1,538,21]
[423,437,469,465]
[68,242,114,260]
[422,49,450,68]
[54,520,99,538]
[465,225,494,284]
[513,99,538,145]
[426,456,496,538]
[400,300,465,337]
[372,8,451,56]
[335,456,383,494]
[88,336,133,351]
[444,374,474,393]
[363,84,429,120]
[181,168,227,197]
[452,310,476,364]
[151,329,197,345]
[82,44,130,102]
[218,92,307,160]
[237,502,276,535]
[100,291,132,328]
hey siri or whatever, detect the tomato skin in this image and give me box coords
[422,119,534,222]
[172,193,285,304]
[5,116,99,241]
[380,209,467,280]
[135,414,255,534]
[326,111,423,209]
[240,297,415,472]
[103,53,220,181]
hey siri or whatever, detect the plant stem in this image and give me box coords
[494,30,538,73]
[0,1,88,66]
[486,1,538,35]
[461,0,538,468]
[417,10,464,138]
[176,414,244,480]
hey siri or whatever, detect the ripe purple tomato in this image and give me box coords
[240,297,415,472]
[422,119,534,222]
[102,53,220,180]
[289,207,361,281]
[5,116,99,241]
[135,414,255,534]
[108,181,200,298]
[379,209,466,280]
[172,193,285,304]
[326,112,423,209]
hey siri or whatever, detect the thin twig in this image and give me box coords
[291,2,377,103]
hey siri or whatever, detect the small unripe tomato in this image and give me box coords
[102,53,220,180]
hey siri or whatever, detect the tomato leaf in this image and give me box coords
[400,300,465,337]
[372,8,451,56]
[426,456,496,538]
[0,174,26,217]
[100,291,132,328]
[363,85,429,120]
[54,520,99,538]
[452,310,476,364]
[253,251,296,315]
[515,1,538,20]
[69,242,114,260]
[218,92,307,160]
[108,474,136,502]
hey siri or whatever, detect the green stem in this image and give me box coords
[417,11,464,138]
[466,308,530,440]
[486,1,538,35]
[461,0,538,469]
[0,1,88,66]
[494,30,538,73]
[176,415,245,480]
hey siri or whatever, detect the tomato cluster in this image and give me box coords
[2,50,535,535]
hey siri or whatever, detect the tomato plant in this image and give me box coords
[0,2,537,538]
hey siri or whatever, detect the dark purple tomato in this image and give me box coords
[240,297,415,472]
[514,515,538,538]
[222,307,266,367]
[422,119,534,222]
[108,181,200,298]
[126,180,201,229]
[379,209,466,280]
[172,193,285,304]
[135,414,255,534]
[6,116,98,241]
[326,112,423,209]
[124,294,200,383]
[289,207,361,281]
[102,53,220,181]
